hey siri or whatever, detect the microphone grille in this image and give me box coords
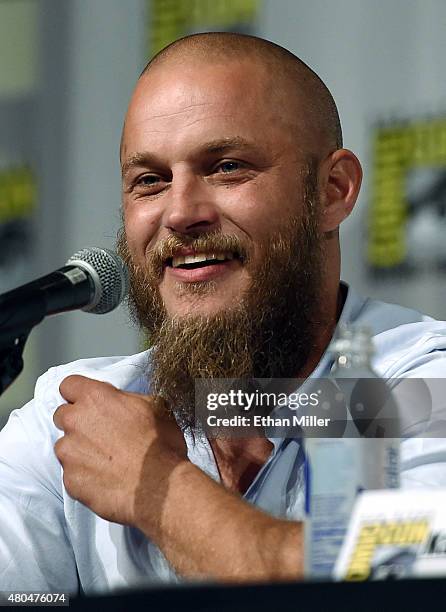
[66,247,129,314]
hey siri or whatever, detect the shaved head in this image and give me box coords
[139,32,343,154]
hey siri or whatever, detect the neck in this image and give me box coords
[297,282,345,378]
[210,283,346,492]
[210,436,273,495]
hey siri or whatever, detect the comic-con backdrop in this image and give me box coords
[368,115,446,277]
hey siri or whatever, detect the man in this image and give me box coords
[1,32,446,594]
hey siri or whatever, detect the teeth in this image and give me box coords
[172,255,186,267]
[171,251,235,268]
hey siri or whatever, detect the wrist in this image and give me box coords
[134,457,197,540]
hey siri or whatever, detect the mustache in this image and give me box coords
[147,231,250,279]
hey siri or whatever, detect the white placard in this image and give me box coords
[334,489,446,581]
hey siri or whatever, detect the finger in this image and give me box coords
[59,374,112,403]
[53,403,70,431]
[54,434,69,463]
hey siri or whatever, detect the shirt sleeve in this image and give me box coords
[0,388,79,593]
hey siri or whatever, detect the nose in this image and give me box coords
[162,173,220,235]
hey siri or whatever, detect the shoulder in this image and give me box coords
[345,285,446,377]
[34,350,152,409]
[2,350,152,453]
[0,350,152,486]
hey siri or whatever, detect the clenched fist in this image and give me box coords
[53,375,188,538]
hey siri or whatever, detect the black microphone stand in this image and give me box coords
[0,333,29,396]
[0,287,46,397]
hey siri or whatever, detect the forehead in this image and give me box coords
[121,60,303,158]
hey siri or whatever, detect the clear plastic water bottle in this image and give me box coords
[304,325,400,579]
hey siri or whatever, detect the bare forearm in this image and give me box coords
[137,461,303,582]
[53,379,302,580]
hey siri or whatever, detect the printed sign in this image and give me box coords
[148,0,260,56]
[0,164,36,293]
[335,489,446,581]
[368,115,446,275]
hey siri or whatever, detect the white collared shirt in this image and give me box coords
[1,284,446,594]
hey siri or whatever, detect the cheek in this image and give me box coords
[123,201,160,260]
[228,184,291,240]
[255,183,303,234]
[220,183,272,233]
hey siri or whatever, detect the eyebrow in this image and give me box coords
[121,137,258,178]
[121,152,159,178]
[202,137,257,154]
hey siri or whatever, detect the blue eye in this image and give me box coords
[219,161,240,173]
[138,175,160,185]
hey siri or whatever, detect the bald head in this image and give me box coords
[120,31,363,373]
[140,32,343,154]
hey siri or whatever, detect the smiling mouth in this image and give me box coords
[165,251,242,270]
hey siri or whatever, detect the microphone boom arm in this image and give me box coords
[0,333,29,396]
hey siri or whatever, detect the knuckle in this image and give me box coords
[55,406,76,432]
[62,409,77,431]
[91,380,117,403]
[59,374,79,394]
[54,436,69,462]
[62,471,75,494]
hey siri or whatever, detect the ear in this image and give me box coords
[318,149,362,233]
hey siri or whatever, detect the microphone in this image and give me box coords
[0,247,129,348]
